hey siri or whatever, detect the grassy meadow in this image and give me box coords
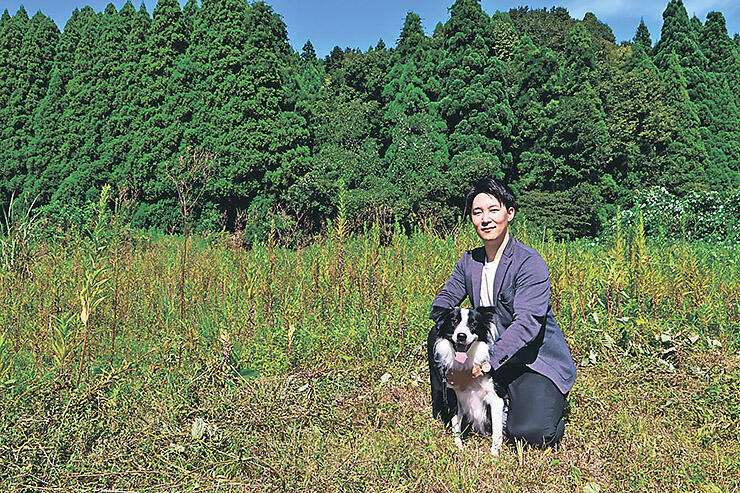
[0,212,739,491]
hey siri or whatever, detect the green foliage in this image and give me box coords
[610,186,740,243]
[0,0,739,239]
[633,19,652,50]
[518,183,604,239]
[49,312,75,372]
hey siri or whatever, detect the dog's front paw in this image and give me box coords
[454,437,464,450]
[490,438,502,456]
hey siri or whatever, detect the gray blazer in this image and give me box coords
[430,236,577,394]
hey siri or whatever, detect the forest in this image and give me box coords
[1,0,739,240]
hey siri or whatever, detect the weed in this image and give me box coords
[0,193,40,280]
[0,217,738,490]
[165,147,216,320]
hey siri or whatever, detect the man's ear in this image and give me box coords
[508,207,515,221]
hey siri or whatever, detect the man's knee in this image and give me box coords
[507,418,564,448]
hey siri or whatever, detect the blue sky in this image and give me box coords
[3,0,739,56]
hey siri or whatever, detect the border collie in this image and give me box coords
[432,306,505,455]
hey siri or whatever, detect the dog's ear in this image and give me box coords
[472,306,496,341]
[430,306,452,327]
[474,306,496,325]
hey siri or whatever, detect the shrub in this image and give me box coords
[608,187,740,243]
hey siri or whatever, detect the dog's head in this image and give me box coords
[432,306,496,352]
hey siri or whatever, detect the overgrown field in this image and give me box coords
[1,218,738,491]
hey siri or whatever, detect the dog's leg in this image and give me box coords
[452,406,464,450]
[490,397,504,455]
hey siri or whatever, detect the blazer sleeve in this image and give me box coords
[490,253,551,371]
[429,254,468,322]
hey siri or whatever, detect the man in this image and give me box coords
[429,178,577,448]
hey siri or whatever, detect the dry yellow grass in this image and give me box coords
[0,220,738,491]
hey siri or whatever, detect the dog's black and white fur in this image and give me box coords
[432,306,505,454]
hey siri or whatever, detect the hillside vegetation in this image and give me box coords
[1,0,739,238]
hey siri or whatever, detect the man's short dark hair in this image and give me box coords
[464,178,517,217]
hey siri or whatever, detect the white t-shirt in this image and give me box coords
[479,255,500,307]
[479,255,501,340]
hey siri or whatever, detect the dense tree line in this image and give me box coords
[0,0,738,239]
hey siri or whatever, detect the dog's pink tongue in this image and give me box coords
[454,352,468,364]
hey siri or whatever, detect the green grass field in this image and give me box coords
[0,219,738,491]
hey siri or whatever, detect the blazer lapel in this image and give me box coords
[469,247,485,308]
[492,236,516,302]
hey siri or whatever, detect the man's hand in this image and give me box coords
[447,364,482,389]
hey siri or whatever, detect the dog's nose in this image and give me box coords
[456,333,466,341]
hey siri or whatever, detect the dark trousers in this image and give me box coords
[496,364,566,448]
[428,329,566,448]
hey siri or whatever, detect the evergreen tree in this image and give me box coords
[50,6,110,209]
[325,45,344,71]
[129,0,189,227]
[549,81,610,189]
[395,12,425,60]
[552,24,609,190]
[0,8,24,121]
[512,24,609,234]
[244,1,309,200]
[298,37,392,229]
[582,12,615,43]
[604,40,673,198]
[90,5,131,201]
[0,7,31,203]
[382,12,450,225]
[659,52,708,193]
[108,1,151,193]
[489,13,519,62]
[295,40,322,123]
[182,0,199,31]
[654,0,738,190]
[185,0,309,229]
[697,13,740,185]
[439,0,514,194]
[507,6,576,55]
[0,9,58,203]
[654,0,707,71]
[509,35,561,190]
[700,11,740,101]
[301,40,316,62]
[689,15,702,35]
[634,19,652,51]
[25,8,86,207]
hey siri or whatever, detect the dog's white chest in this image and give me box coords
[455,376,497,433]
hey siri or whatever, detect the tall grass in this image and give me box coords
[0,213,738,490]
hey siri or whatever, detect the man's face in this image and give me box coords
[470,193,514,244]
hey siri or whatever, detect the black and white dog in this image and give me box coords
[432,306,505,455]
